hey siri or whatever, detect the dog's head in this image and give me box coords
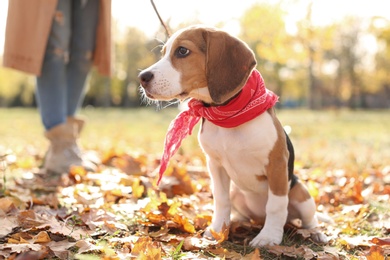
[139,25,257,105]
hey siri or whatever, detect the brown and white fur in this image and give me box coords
[139,25,327,247]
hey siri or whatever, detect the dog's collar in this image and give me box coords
[157,70,278,185]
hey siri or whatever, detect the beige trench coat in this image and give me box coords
[3,0,112,76]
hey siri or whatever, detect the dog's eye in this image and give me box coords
[175,47,190,58]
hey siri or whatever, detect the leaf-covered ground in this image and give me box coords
[0,108,389,259]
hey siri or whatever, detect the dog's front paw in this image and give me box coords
[249,229,283,247]
[203,227,213,240]
[311,230,328,244]
[203,222,230,241]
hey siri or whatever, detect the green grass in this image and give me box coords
[1,107,389,258]
[1,107,389,168]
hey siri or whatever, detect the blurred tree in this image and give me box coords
[85,24,157,107]
[291,0,339,109]
[370,17,390,107]
[0,68,35,107]
[239,2,298,107]
[328,17,367,109]
[114,27,157,107]
[1,3,389,109]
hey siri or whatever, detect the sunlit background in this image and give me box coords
[1,0,389,46]
[0,0,389,109]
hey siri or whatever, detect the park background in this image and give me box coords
[0,0,389,259]
[0,0,390,109]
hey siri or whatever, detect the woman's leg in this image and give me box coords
[36,0,99,173]
[65,0,101,167]
[67,0,99,117]
[36,0,71,131]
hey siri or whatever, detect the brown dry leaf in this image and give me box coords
[0,197,20,213]
[210,222,230,244]
[370,237,390,246]
[11,250,48,260]
[74,240,101,254]
[182,236,217,251]
[101,220,128,234]
[0,243,44,254]
[170,164,196,195]
[32,231,51,244]
[31,193,59,208]
[207,247,244,259]
[112,154,143,175]
[36,215,90,241]
[173,214,196,234]
[366,245,385,260]
[69,165,87,183]
[0,216,18,237]
[8,232,33,243]
[159,163,196,197]
[241,248,262,260]
[132,178,145,199]
[46,240,76,259]
[147,225,170,238]
[132,237,161,259]
[80,208,117,229]
[194,214,212,230]
[17,210,46,228]
[251,248,262,260]
[267,245,317,259]
[142,211,167,226]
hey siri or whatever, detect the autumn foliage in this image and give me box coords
[0,109,389,259]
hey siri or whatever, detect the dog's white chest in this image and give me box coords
[199,112,277,192]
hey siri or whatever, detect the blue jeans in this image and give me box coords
[36,0,99,130]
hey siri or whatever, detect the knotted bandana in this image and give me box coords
[157,69,278,185]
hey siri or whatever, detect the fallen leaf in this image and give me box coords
[32,231,51,244]
[74,240,101,254]
[366,245,385,260]
[207,247,244,259]
[182,235,217,251]
[267,245,317,259]
[112,154,143,175]
[210,222,230,244]
[0,216,18,237]
[194,214,212,230]
[0,197,19,213]
[132,237,161,259]
[243,248,261,260]
[46,240,76,259]
[17,210,45,228]
[370,237,390,246]
[0,243,44,254]
[13,250,47,260]
[132,178,145,199]
[173,214,196,234]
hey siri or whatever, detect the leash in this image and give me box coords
[150,0,172,37]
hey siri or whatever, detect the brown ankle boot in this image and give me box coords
[67,116,101,166]
[44,122,97,173]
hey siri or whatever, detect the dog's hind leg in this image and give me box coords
[288,182,328,243]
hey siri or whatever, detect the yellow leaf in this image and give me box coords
[173,215,195,234]
[251,248,262,260]
[132,178,145,199]
[132,237,161,260]
[210,223,230,244]
[8,237,20,244]
[33,231,51,243]
[366,246,385,260]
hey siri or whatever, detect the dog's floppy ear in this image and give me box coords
[202,28,257,104]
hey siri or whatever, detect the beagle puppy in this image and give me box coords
[139,25,327,247]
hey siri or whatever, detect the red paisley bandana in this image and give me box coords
[157,70,278,185]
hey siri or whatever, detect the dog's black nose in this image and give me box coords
[139,71,154,86]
